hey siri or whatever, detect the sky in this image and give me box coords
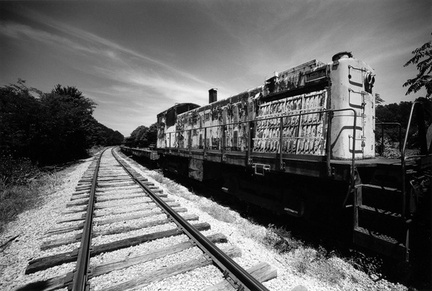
[1,0,431,137]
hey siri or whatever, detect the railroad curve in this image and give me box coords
[16,147,276,291]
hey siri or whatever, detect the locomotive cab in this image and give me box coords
[156,103,200,149]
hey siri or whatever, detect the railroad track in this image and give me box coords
[17,147,276,291]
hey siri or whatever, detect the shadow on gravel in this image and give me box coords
[130,155,431,290]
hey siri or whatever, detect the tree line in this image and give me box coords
[0,80,124,171]
[124,123,158,148]
[375,98,431,151]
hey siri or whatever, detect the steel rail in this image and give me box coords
[71,149,106,291]
[112,148,270,291]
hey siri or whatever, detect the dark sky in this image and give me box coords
[1,0,430,136]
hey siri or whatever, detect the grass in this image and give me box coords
[198,201,237,223]
[0,157,62,234]
[263,223,303,252]
[261,224,352,286]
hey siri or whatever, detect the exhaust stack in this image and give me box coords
[209,88,217,104]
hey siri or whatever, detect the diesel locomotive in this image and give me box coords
[123,52,431,262]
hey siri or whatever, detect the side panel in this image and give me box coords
[254,89,328,155]
[174,90,259,152]
[156,103,200,149]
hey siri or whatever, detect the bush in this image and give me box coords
[263,224,348,286]
[0,154,61,233]
[263,224,303,252]
[0,153,40,185]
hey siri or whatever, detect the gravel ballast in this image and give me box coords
[0,157,93,290]
[1,149,409,291]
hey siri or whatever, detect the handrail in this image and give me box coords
[375,122,402,155]
[399,101,426,262]
[401,101,425,219]
[402,101,426,157]
[162,107,358,179]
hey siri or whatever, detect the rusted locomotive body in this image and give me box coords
[156,53,376,185]
[144,52,430,262]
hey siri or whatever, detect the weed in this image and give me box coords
[263,224,303,253]
[199,204,236,223]
[314,257,347,285]
[0,154,39,185]
[351,274,359,284]
[290,244,348,286]
[348,251,384,282]
[152,175,165,184]
[292,247,317,274]
[262,225,348,286]
[0,164,62,234]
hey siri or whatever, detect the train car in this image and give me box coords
[151,52,430,262]
[120,146,159,160]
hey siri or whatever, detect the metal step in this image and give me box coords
[358,205,402,219]
[353,226,408,261]
[355,183,401,193]
[405,169,418,175]
[357,205,409,241]
[355,183,403,212]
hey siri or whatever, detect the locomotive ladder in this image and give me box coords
[352,101,430,262]
[352,179,412,261]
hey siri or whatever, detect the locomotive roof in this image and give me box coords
[160,58,329,118]
[157,102,200,117]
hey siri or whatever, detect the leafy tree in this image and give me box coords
[146,123,158,147]
[125,125,148,147]
[0,80,43,184]
[375,98,432,153]
[1,80,124,181]
[36,85,97,163]
[125,123,158,148]
[52,84,83,98]
[376,101,413,125]
[110,130,125,145]
[403,34,432,99]
[0,80,42,161]
[375,93,385,105]
[89,120,124,146]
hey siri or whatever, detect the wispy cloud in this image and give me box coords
[0,22,96,56]
[0,11,212,135]
[92,64,208,105]
[16,7,213,88]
